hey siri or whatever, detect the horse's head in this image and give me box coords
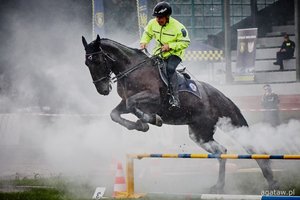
[82,35,112,95]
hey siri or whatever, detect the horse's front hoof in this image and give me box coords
[136,120,149,132]
[209,184,225,194]
[155,115,163,127]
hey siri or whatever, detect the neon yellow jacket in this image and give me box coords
[140,17,190,59]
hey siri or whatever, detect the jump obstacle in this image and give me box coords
[117,153,300,199]
[147,193,300,200]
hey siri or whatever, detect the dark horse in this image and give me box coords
[82,35,278,193]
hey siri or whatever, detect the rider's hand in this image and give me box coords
[161,44,170,52]
[140,43,147,49]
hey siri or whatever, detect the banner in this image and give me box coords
[93,0,105,38]
[235,28,258,81]
[137,0,148,38]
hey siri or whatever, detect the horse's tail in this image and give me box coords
[200,81,248,127]
[229,100,249,127]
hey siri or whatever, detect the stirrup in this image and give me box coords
[169,96,180,108]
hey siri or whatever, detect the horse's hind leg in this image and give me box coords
[189,124,227,194]
[246,148,279,190]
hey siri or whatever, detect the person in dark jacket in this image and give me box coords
[273,34,295,70]
[261,84,280,126]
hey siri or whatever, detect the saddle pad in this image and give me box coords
[157,65,201,99]
[178,78,202,99]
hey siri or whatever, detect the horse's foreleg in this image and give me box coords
[132,107,163,127]
[126,91,163,127]
[110,100,149,132]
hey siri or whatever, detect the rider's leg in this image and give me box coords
[166,55,181,107]
[170,73,179,106]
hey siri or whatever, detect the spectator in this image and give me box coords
[261,84,280,126]
[273,34,295,71]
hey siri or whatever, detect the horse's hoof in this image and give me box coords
[209,184,225,194]
[136,120,149,132]
[269,180,280,190]
[155,114,163,127]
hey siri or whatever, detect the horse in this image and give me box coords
[82,35,279,193]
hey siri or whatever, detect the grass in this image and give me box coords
[0,177,95,200]
[0,188,65,200]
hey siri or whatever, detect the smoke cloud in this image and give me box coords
[0,0,299,196]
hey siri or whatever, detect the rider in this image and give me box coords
[140,1,190,108]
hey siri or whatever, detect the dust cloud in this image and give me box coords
[0,0,299,197]
[0,0,192,195]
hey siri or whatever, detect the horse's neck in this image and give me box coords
[102,39,148,74]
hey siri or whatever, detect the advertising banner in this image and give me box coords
[93,0,105,38]
[235,28,258,81]
[137,0,148,38]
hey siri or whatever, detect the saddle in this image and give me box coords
[152,56,202,99]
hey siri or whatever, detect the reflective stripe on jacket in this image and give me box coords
[140,17,190,59]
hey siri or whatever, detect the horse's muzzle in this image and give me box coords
[96,84,112,96]
[98,89,109,95]
[97,88,109,95]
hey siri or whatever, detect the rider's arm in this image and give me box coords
[140,19,155,45]
[168,26,190,51]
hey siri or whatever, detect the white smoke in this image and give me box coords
[0,0,299,197]
[215,118,300,154]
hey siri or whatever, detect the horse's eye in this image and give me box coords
[88,55,92,61]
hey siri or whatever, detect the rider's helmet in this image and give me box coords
[152,1,172,17]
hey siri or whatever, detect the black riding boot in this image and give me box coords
[168,73,180,108]
[166,55,181,108]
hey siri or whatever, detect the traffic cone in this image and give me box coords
[112,161,127,197]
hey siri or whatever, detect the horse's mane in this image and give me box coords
[100,38,147,58]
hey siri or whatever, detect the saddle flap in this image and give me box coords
[155,58,201,99]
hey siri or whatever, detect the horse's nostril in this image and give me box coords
[98,88,109,95]
[102,91,109,95]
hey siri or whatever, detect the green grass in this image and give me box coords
[0,188,65,200]
[0,177,94,200]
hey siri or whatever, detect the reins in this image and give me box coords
[92,47,153,83]
[111,59,149,83]
[110,48,165,83]
[87,44,157,84]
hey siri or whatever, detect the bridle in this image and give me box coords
[85,46,151,84]
[85,47,115,85]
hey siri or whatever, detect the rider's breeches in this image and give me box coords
[166,55,181,102]
[166,55,181,78]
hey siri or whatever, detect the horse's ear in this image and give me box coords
[82,36,88,48]
[96,34,100,43]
